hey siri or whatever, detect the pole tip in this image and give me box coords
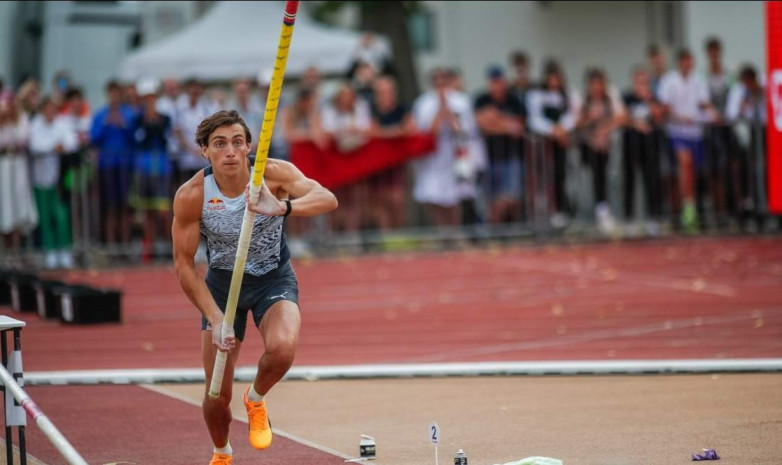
[284,1,299,25]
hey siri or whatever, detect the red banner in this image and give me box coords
[768,1,782,213]
[290,133,436,190]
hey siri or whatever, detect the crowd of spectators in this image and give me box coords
[0,35,773,268]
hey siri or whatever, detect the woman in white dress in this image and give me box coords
[411,69,483,227]
[0,94,37,251]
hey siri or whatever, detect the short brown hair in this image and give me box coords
[195,110,252,147]
[705,36,722,52]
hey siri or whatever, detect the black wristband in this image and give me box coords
[283,199,292,217]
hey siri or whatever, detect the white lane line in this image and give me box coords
[24,356,782,386]
[403,311,764,363]
[140,384,360,462]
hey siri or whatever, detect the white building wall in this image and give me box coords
[0,2,18,86]
[41,2,140,107]
[683,1,766,77]
[416,1,649,97]
[139,1,197,46]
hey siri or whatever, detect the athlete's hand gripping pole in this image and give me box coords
[209,0,299,399]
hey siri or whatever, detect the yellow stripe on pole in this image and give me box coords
[209,1,299,400]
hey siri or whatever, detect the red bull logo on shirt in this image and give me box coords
[206,197,225,211]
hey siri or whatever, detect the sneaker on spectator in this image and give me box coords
[644,220,661,237]
[44,252,58,270]
[550,213,569,230]
[58,251,74,270]
[681,203,698,235]
[596,203,617,235]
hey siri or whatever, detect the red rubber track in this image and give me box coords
[2,236,781,372]
[16,385,345,465]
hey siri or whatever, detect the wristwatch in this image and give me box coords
[283,199,292,217]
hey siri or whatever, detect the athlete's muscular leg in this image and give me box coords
[254,300,301,395]
[202,333,242,448]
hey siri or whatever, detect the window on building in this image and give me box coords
[408,8,435,53]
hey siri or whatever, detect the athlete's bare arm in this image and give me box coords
[246,159,338,217]
[172,174,235,351]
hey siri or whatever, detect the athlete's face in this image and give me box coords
[201,123,251,175]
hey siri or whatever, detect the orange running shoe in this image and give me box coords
[243,386,273,449]
[209,453,232,465]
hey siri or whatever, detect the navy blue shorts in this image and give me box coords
[202,260,299,341]
[99,167,130,209]
[670,137,705,169]
[489,156,523,201]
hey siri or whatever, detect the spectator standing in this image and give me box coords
[51,70,72,111]
[321,85,372,232]
[622,67,666,234]
[703,36,734,225]
[0,94,37,250]
[174,78,215,184]
[282,88,326,148]
[29,97,78,268]
[155,78,182,194]
[411,69,481,228]
[658,49,715,234]
[349,33,393,77]
[300,66,326,107]
[131,79,173,256]
[351,61,378,104]
[449,69,487,228]
[576,68,625,234]
[59,87,92,251]
[16,79,42,119]
[725,65,767,227]
[90,80,136,247]
[156,78,181,118]
[122,82,141,113]
[230,77,264,155]
[474,65,526,225]
[647,45,668,97]
[526,60,579,229]
[281,86,326,255]
[509,50,533,114]
[370,76,416,230]
[209,87,228,110]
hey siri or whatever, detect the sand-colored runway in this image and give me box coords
[160,374,782,465]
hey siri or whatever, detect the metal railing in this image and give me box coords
[0,119,775,269]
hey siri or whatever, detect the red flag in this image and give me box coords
[290,133,436,190]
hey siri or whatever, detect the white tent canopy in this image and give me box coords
[119,1,385,82]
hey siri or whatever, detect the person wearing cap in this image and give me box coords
[130,78,173,255]
[475,65,526,225]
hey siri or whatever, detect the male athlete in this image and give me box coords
[172,110,338,465]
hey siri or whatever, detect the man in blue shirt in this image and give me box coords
[90,79,136,248]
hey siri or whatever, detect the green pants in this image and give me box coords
[34,187,71,251]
